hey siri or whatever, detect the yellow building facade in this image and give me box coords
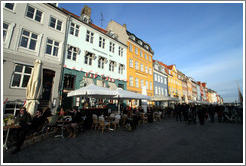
[167,65,183,98]
[126,38,154,97]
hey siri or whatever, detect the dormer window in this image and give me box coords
[138,40,143,45]
[144,45,149,50]
[130,35,135,41]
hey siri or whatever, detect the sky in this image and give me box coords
[59,2,244,103]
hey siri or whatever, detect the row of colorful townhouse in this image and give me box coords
[3,3,223,115]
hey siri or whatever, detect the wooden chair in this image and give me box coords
[140,113,148,124]
[112,114,121,130]
[97,117,110,133]
[91,114,99,130]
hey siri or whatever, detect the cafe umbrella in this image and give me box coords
[24,59,43,116]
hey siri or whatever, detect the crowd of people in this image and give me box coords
[6,103,242,154]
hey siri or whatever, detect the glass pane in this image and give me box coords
[46,45,52,55]
[15,65,23,72]
[29,39,36,50]
[31,33,37,39]
[3,23,9,29]
[72,53,76,61]
[71,23,74,27]
[55,41,59,46]
[53,47,58,56]
[22,75,30,87]
[49,17,56,28]
[23,30,30,36]
[70,27,74,35]
[67,51,71,59]
[5,3,14,10]
[47,39,53,44]
[75,29,79,37]
[12,74,21,87]
[20,36,28,48]
[27,6,34,18]
[25,66,32,74]
[35,10,42,22]
[57,20,62,30]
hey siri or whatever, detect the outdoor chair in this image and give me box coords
[153,112,161,121]
[140,113,148,124]
[91,114,99,130]
[97,116,110,133]
[45,115,59,135]
[111,114,121,130]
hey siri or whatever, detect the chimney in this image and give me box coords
[123,24,127,29]
[80,5,91,23]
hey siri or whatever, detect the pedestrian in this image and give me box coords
[197,106,205,125]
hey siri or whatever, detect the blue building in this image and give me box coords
[153,60,168,107]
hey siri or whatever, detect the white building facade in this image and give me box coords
[3,3,68,114]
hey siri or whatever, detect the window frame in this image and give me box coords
[86,30,94,43]
[99,36,105,49]
[19,29,38,51]
[109,42,115,53]
[129,76,133,87]
[84,53,93,66]
[98,57,105,69]
[129,59,133,68]
[67,46,78,61]
[70,22,80,37]
[11,64,33,89]
[25,5,43,23]
[4,3,15,11]
[135,78,139,88]
[45,38,59,57]
[3,22,9,43]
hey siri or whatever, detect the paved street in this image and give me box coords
[3,118,243,164]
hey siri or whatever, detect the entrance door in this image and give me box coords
[42,69,55,101]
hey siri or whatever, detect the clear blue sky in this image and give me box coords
[59,2,244,103]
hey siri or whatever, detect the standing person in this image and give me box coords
[65,106,82,138]
[208,104,215,123]
[147,107,153,123]
[197,106,206,125]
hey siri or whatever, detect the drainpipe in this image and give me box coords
[58,15,72,106]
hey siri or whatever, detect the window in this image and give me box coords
[109,42,115,53]
[46,38,59,57]
[150,82,152,90]
[3,23,9,42]
[158,87,161,95]
[140,50,143,57]
[26,5,42,22]
[129,59,133,68]
[149,67,152,75]
[135,61,139,70]
[135,78,139,88]
[154,64,158,70]
[67,47,78,61]
[5,3,14,10]
[109,61,115,72]
[140,64,143,72]
[162,88,164,95]
[11,64,32,88]
[145,66,148,73]
[84,52,93,65]
[63,74,75,89]
[161,77,163,83]
[86,30,94,43]
[129,76,133,87]
[99,37,105,48]
[165,89,167,96]
[119,46,123,56]
[164,78,167,84]
[155,74,157,81]
[158,76,160,82]
[49,16,62,31]
[146,81,148,89]
[135,47,138,55]
[155,87,158,94]
[70,22,79,37]
[141,79,144,88]
[149,55,151,62]
[145,53,148,60]
[19,29,38,50]
[98,57,105,69]
[118,64,124,74]
[129,44,133,52]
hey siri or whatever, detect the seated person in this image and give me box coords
[43,107,52,118]
[65,106,82,138]
[12,108,46,154]
[29,108,47,132]
[12,107,32,154]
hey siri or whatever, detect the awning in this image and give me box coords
[108,82,118,90]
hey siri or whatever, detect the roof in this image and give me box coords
[61,8,108,34]
[153,60,169,74]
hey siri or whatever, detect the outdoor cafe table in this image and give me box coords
[3,124,20,150]
[55,118,71,139]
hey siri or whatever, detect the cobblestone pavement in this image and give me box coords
[2,118,243,164]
